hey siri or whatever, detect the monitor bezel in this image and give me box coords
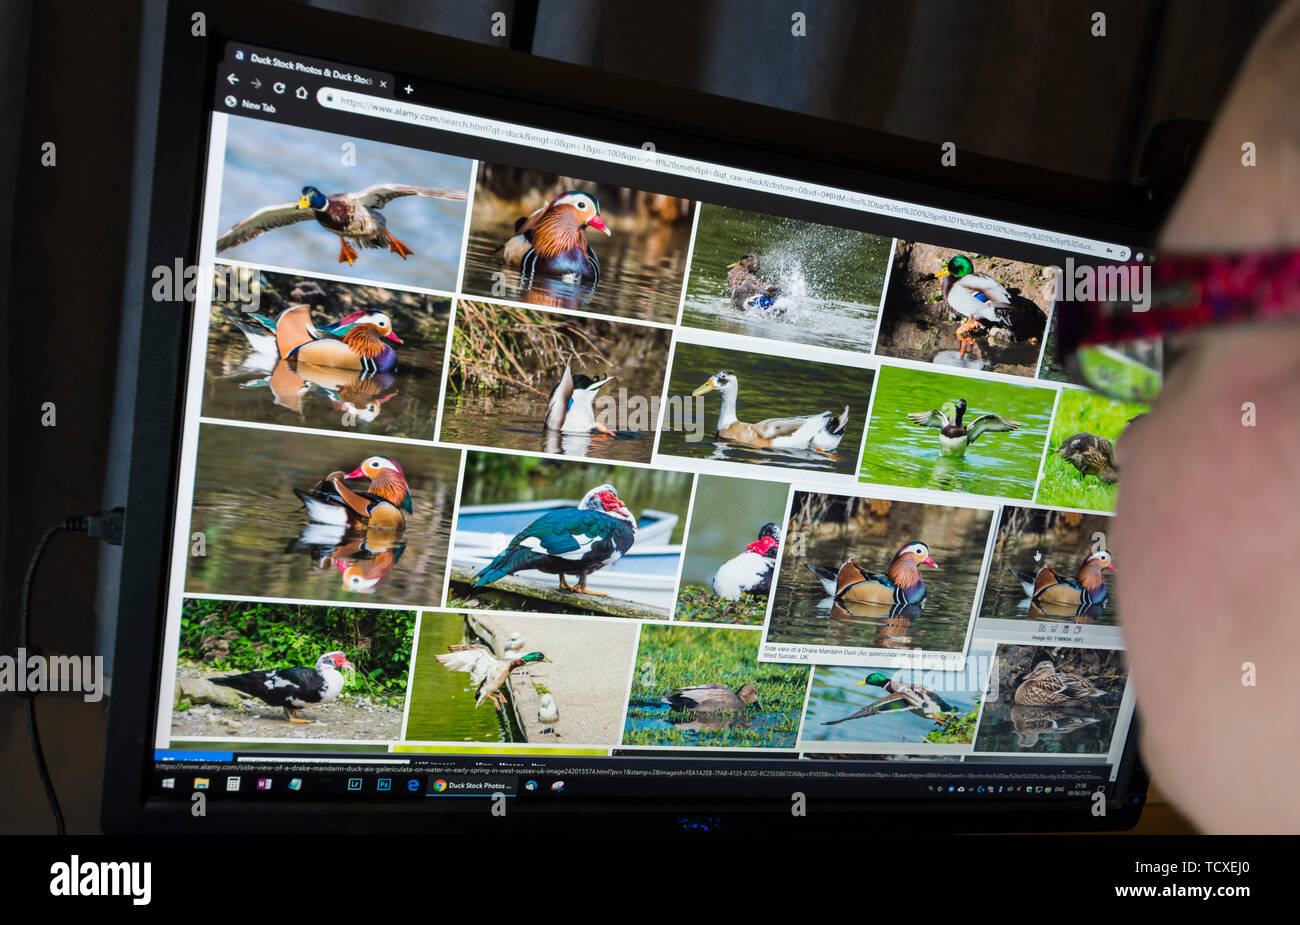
[103,0,1156,834]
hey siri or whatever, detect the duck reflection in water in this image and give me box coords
[224,305,402,424]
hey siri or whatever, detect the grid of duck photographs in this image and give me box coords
[161,111,1137,764]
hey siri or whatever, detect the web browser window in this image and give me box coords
[147,42,1143,807]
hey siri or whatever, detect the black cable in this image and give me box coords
[18,508,124,836]
[20,523,74,835]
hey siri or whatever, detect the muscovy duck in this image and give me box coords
[211,651,354,723]
[471,483,636,594]
[712,522,782,601]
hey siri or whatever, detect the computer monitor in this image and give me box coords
[104,0,1154,833]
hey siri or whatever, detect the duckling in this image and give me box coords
[726,252,784,314]
[935,255,1045,356]
[1013,660,1108,706]
[822,672,954,725]
[692,370,848,455]
[1057,433,1119,484]
[907,398,1020,457]
[544,361,615,435]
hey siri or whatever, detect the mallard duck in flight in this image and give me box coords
[906,398,1020,456]
[692,370,848,455]
[435,644,551,710]
[823,672,954,725]
[936,255,1045,356]
[544,361,615,435]
[217,183,468,265]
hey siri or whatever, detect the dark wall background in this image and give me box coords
[1,0,1275,833]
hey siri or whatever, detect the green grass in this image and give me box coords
[673,585,768,625]
[924,703,979,745]
[1036,388,1148,512]
[622,624,808,748]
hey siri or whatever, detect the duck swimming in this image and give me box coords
[293,455,412,530]
[500,191,610,284]
[217,182,468,265]
[663,683,760,714]
[544,361,615,435]
[1013,660,1108,706]
[906,398,1020,457]
[726,252,784,314]
[806,542,937,606]
[1012,549,1114,608]
[822,672,954,725]
[935,255,1045,357]
[241,304,404,374]
[692,370,848,455]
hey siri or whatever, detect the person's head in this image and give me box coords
[1113,0,1300,833]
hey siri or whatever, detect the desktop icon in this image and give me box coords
[347,778,362,791]
[377,778,391,792]
[194,778,209,790]
[288,778,303,791]
[160,778,175,790]
[256,778,272,791]
[524,780,538,792]
[406,779,420,792]
[431,779,448,793]
[226,776,241,792]
[551,781,565,793]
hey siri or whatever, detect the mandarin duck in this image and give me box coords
[727,252,784,314]
[663,683,760,714]
[243,304,403,374]
[544,361,615,435]
[907,398,1020,457]
[471,483,636,595]
[1012,549,1114,609]
[806,542,937,606]
[1012,660,1108,706]
[822,671,954,725]
[435,644,551,710]
[1058,433,1119,484]
[712,522,781,601]
[293,455,412,530]
[211,651,354,723]
[692,370,848,455]
[935,255,1045,357]
[217,183,468,265]
[499,191,610,284]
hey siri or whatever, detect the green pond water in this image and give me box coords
[681,203,891,353]
[861,366,1055,500]
[460,218,689,324]
[404,611,520,743]
[768,510,990,653]
[660,343,874,476]
[185,424,459,607]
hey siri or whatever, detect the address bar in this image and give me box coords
[317,87,1130,260]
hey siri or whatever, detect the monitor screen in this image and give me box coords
[120,29,1150,828]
